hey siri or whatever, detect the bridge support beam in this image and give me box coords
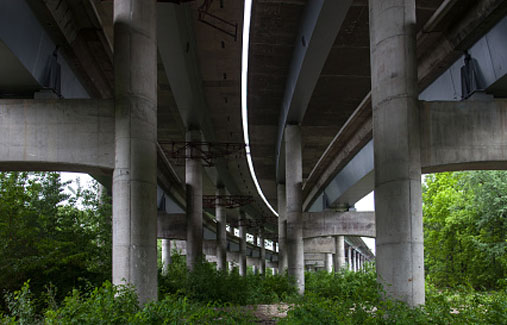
[216,187,227,271]
[334,236,345,272]
[369,0,424,306]
[112,0,158,304]
[325,253,333,273]
[277,183,288,273]
[186,130,203,270]
[239,211,247,276]
[259,229,266,275]
[285,125,304,294]
[161,239,171,275]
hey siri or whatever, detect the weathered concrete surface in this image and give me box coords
[161,239,171,276]
[112,0,158,305]
[277,184,288,273]
[304,237,335,253]
[370,0,424,306]
[420,100,507,172]
[285,125,305,294]
[239,214,247,276]
[157,212,186,240]
[216,187,227,271]
[186,130,203,270]
[324,253,333,273]
[0,99,113,174]
[303,211,375,239]
[334,236,346,271]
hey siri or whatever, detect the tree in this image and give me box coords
[422,171,507,289]
[0,172,111,311]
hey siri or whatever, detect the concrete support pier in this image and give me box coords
[259,228,266,275]
[348,246,352,271]
[239,212,247,276]
[161,239,171,275]
[277,184,288,273]
[325,253,333,273]
[334,236,345,272]
[112,0,158,304]
[216,187,227,271]
[285,125,305,294]
[186,130,203,270]
[369,0,424,306]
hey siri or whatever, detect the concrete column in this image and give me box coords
[112,0,157,304]
[351,249,356,272]
[186,130,203,270]
[355,252,360,271]
[239,212,247,276]
[325,253,333,273]
[277,183,288,273]
[369,0,424,306]
[334,236,345,272]
[161,239,171,275]
[347,246,352,271]
[259,228,266,275]
[216,187,227,271]
[285,125,304,294]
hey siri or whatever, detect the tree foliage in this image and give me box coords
[0,172,111,312]
[423,171,507,289]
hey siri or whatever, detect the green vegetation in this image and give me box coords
[0,170,506,323]
[0,172,111,313]
[423,171,507,289]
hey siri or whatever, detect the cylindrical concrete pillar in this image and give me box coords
[369,0,424,306]
[347,246,352,271]
[216,187,227,271]
[355,252,360,272]
[186,130,203,270]
[285,125,304,294]
[325,253,333,273]
[350,249,356,272]
[112,0,158,305]
[334,236,345,272]
[259,228,266,275]
[277,183,288,273]
[161,239,171,275]
[239,212,247,276]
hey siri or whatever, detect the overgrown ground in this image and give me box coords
[2,258,506,324]
[1,171,506,323]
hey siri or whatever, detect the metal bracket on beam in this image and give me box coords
[202,194,253,209]
[159,141,245,167]
[197,0,238,41]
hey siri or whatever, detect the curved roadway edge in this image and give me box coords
[156,3,274,232]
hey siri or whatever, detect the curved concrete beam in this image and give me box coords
[0,99,114,175]
[275,0,352,182]
[303,211,375,239]
[421,100,507,172]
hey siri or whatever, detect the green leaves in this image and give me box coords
[423,171,507,289]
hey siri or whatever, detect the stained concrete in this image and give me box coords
[0,99,113,174]
[112,0,158,305]
[369,0,424,306]
[285,125,304,294]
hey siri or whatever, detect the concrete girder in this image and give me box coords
[303,211,375,239]
[303,0,507,211]
[308,99,507,210]
[275,0,353,182]
[0,99,113,174]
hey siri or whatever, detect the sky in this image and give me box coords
[355,191,376,255]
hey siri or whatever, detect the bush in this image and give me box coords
[1,281,254,324]
[159,253,297,305]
